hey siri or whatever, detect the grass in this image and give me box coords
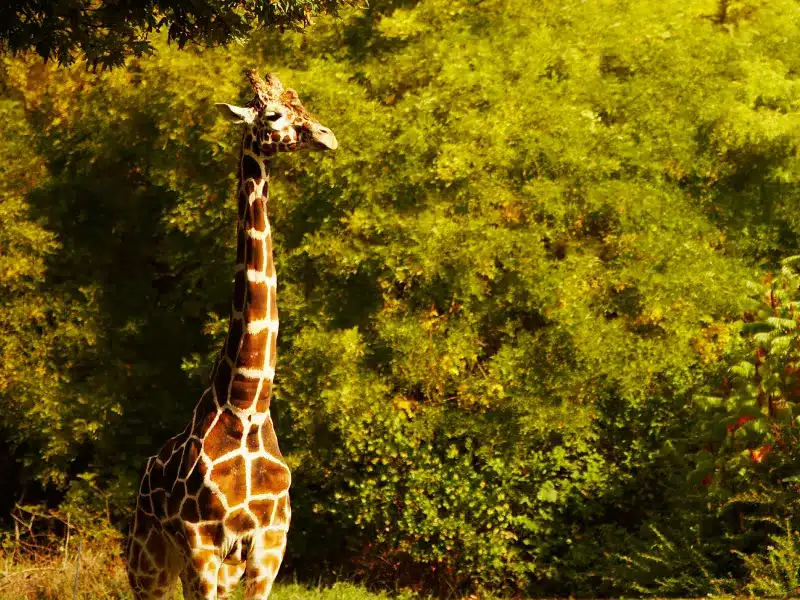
[0,536,409,600]
[0,537,738,600]
[253,583,408,600]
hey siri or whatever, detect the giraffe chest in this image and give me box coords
[195,407,290,513]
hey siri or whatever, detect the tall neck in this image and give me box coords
[211,138,277,413]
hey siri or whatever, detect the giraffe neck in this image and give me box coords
[211,141,277,414]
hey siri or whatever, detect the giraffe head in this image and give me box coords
[216,69,338,156]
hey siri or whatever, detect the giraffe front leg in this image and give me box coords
[180,551,221,600]
[217,561,247,599]
[127,511,181,600]
[244,528,287,599]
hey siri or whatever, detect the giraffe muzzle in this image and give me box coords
[312,126,338,151]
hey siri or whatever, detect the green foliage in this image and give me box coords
[268,583,416,600]
[281,328,609,591]
[613,525,732,597]
[689,258,800,594]
[2,0,800,596]
[693,258,800,498]
[741,521,800,598]
[0,0,353,69]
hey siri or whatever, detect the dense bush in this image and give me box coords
[2,0,800,596]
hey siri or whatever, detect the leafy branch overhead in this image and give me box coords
[0,0,352,68]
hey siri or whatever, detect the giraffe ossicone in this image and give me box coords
[126,69,337,600]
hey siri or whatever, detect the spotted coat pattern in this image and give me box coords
[126,70,337,600]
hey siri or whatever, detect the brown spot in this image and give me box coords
[246,236,265,271]
[233,270,247,313]
[184,579,200,598]
[158,570,169,587]
[246,424,260,452]
[238,331,268,369]
[246,281,268,321]
[205,409,244,461]
[138,549,154,573]
[181,497,201,523]
[211,454,247,506]
[198,487,227,521]
[262,145,276,157]
[236,229,246,264]
[180,438,202,475]
[242,155,261,181]
[163,456,180,491]
[270,131,281,142]
[225,319,243,363]
[268,331,278,370]
[265,237,275,277]
[172,478,187,497]
[138,574,155,590]
[151,488,167,517]
[185,463,205,495]
[262,528,286,550]
[143,467,158,493]
[193,405,218,436]
[238,189,248,220]
[140,492,156,517]
[225,562,244,577]
[245,180,256,195]
[224,508,256,533]
[249,198,267,232]
[133,511,152,537]
[244,134,253,147]
[261,552,282,575]
[260,422,282,457]
[249,498,276,525]
[146,532,167,564]
[274,495,290,524]
[282,134,292,144]
[167,481,185,516]
[200,578,215,596]
[251,457,290,495]
[190,550,215,572]
[214,360,233,405]
[157,437,179,463]
[229,374,260,410]
[248,580,269,596]
[255,381,273,412]
[224,539,245,564]
[252,140,261,156]
[127,537,141,560]
[198,522,225,547]
[268,287,278,321]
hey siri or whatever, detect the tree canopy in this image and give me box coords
[0,0,351,68]
[3,0,800,596]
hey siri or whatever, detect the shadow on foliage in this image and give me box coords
[15,102,233,515]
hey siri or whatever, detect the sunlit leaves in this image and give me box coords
[2,0,800,595]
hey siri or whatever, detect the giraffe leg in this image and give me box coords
[127,512,181,600]
[244,528,287,599]
[217,561,247,599]
[180,552,221,600]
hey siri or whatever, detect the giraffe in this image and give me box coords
[126,69,338,600]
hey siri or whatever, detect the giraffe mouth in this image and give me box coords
[312,128,338,151]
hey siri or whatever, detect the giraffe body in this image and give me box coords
[127,70,337,600]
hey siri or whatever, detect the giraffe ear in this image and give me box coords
[215,103,256,124]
